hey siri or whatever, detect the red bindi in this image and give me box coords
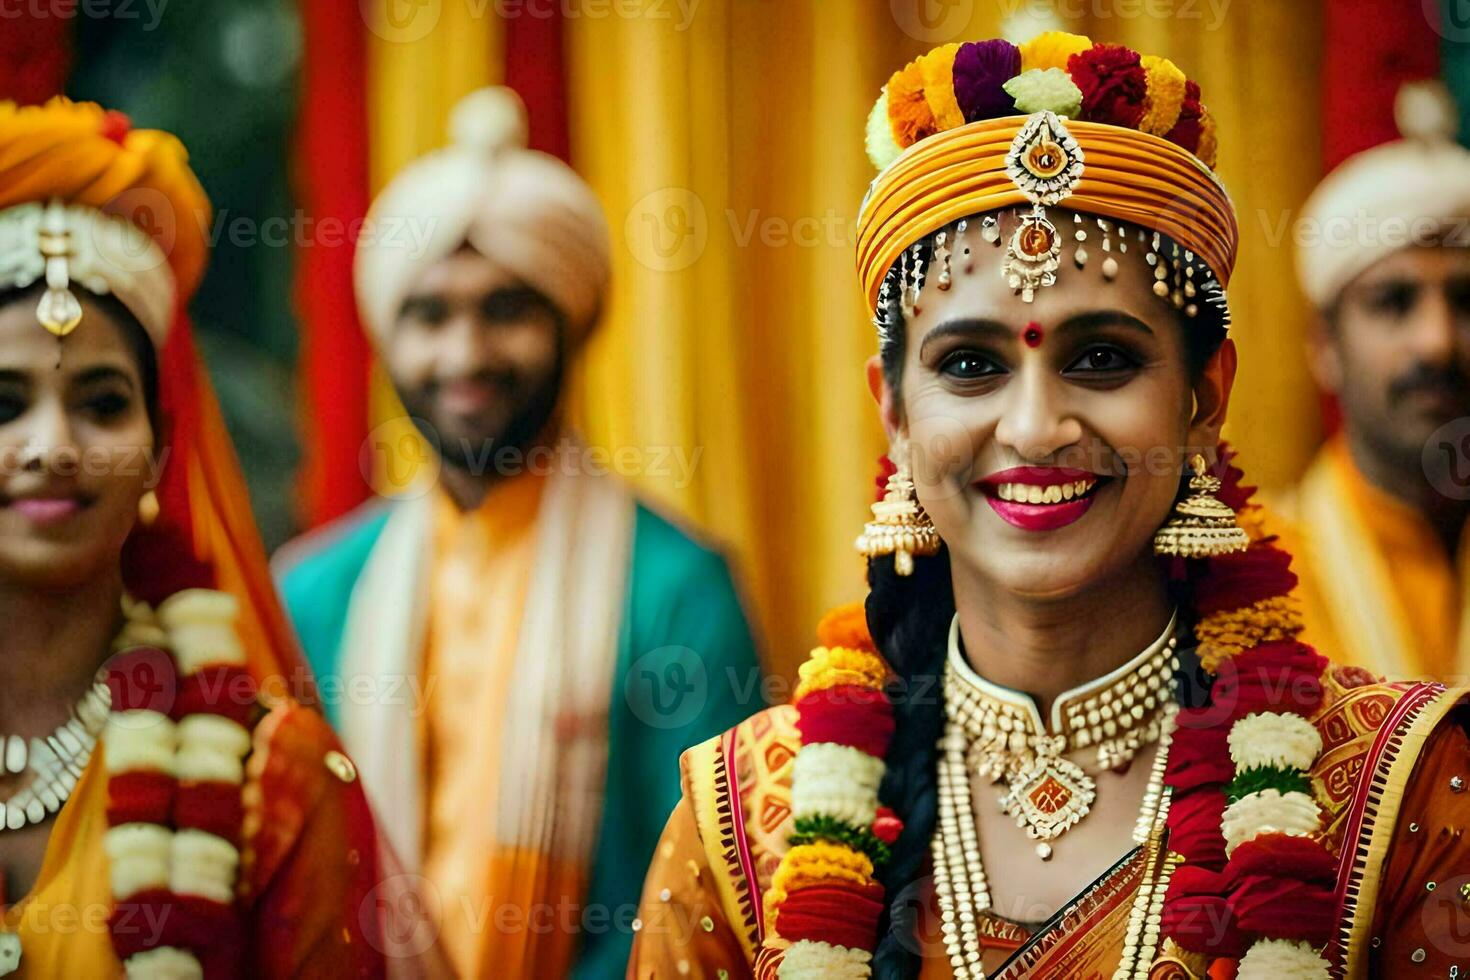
[1023,322,1045,348]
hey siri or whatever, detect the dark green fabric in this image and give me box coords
[275,499,762,975]
[1444,0,1470,143]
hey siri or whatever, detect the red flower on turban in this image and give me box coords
[1069,45,1148,128]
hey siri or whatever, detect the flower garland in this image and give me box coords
[866,32,1216,174]
[767,606,900,979]
[1159,447,1336,978]
[103,588,256,979]
[770,445,1339,978]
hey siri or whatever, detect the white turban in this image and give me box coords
[1296,82,1470,311]
[354,87,611,344]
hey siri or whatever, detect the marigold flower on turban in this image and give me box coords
[1139,54,1187,135]
[885,59,939,149]
[918,43,965,131]
[1019,30,1093,72]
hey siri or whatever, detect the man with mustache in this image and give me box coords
[1273,82,1470,681]
[273,88,760,977]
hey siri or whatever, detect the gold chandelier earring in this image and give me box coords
[856,452,940,575]
[1152,453,1249,558]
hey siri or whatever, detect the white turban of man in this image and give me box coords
[354,87,611,343]
[1297,82,1470,312]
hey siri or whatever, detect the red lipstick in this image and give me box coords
[975,467,1104,532]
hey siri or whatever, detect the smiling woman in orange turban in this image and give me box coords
[0,98,442,978]
[628,32,1470,980]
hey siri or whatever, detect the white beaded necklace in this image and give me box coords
[932,614,1182,979]
[0,675,111,831]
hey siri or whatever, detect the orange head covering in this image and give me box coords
[855,33,1237,314]
[0,98,211,343]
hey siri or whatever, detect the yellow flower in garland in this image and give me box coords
[1139,54,1186,135]
[765,841,876,931]
[918,43,966,131]
[1195,596,1304,673]
[1197,107,1220,169]
[886,58,938,150]
[816,601,874,652]
[1019,30,1093,72]
[794,647,888,700]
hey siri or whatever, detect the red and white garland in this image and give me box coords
[766,606,899,979]
[104,588,256,978]
[769,447,1341,978]
[1160,450,1336,978]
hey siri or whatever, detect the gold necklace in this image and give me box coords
[943,612,1179,859]
[932,702,1179,980]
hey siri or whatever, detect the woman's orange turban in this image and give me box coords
[855,34,1237,311]
[0,98,212,344]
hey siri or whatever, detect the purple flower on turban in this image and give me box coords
[953,39,1021,122]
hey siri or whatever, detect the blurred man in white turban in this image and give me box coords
[1273,82,1470,682]
[273,88,760,978]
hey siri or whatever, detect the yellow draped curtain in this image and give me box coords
[359,0,1323,680]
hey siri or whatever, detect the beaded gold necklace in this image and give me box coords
[943,612,1179,859]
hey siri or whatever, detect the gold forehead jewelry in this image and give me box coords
[35,201,82,338]
[1002,111,1084,303]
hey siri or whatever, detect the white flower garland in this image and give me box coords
[779,939,873,979]
[1226,697,1332,975]
[1237,937,1332,979]
[105,589,253,979]
[1227,712,1323,772]
[790,742,886,828]
[122,945,204,980]
[1220,788,1321,856]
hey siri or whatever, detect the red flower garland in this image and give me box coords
[1160,443,1338,971]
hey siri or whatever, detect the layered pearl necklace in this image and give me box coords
[0,675,111,831]
[933,613,1182,980]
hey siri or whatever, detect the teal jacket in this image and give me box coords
[275,499,762,977]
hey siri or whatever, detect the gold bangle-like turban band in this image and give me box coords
[855,115,1238,309]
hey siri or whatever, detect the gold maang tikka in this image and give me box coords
[1002,111,1084,303]
[36,201,82,337]
[1153,453,1250,558]
[856,454,940,575]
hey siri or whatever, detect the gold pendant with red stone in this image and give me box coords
[996,735,1095,861]
[1000,110,1084,303]
[1003,204,1061,303]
